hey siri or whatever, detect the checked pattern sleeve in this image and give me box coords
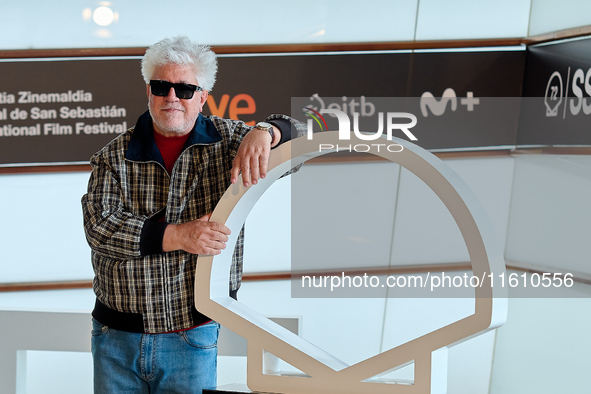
[82,136,148,260]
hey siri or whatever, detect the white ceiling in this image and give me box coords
[0,0,590,50]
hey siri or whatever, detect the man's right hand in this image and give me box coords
[162,213,231,255]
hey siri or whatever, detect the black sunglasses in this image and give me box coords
[149,80,202,99]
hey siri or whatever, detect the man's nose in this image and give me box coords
[165,87,178,100]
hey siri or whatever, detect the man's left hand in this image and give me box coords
[230,127,275,187]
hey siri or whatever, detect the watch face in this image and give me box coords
[256,122,272,129]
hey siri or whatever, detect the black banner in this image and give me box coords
[209,50,526,150]
[207,51,412,120]
[518,37,591,146]
[0,48,529,166]
[0,58,146,165]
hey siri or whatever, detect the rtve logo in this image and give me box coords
[420,88,480,117]
[206,94,256,125]
[545,67,591,118]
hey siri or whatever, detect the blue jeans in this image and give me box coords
[91,318,219,394]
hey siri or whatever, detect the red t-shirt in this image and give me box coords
[153,130,191,174]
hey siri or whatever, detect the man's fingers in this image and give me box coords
[203,236,228,255]
[230,166,240,184]
[172,216,232,255]
[204,239,226,249]
[196,214,230,236]
[230,157,241,184]
[248,147,269,185]
[250,162,260,185]
[209,221,231,235]
[232,128,272,187]
[193,233,228,256]
[215,232,229,243]
[198,212,212,222]
[242,166,251,187]
[258,152,269,179]
[203,246,222,256]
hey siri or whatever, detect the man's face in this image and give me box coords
[147,64,208,137]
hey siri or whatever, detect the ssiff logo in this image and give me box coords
[545,67,591,118]
[302,105,417,153]
[545,72,563,117]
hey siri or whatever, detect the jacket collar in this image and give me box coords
[125,110,222,163]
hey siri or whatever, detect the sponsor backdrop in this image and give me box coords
[0,58,146,165]
[519,36,591,146]
[0,38,589,166]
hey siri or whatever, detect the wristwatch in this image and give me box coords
[254,122,274,142]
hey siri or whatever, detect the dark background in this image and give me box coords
[1,37,590,166]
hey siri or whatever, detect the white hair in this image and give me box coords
[141,36,218,91]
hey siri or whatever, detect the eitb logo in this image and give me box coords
[302,107,418,153]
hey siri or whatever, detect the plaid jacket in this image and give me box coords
[82,111,303,333]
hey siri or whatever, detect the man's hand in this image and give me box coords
[230,127,276,187]
[162,213,231,255]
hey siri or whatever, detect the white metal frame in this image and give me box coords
[195,132,508,394]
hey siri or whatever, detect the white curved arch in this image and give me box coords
[195,132,507,394]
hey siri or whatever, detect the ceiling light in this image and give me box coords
[93,6,114,26]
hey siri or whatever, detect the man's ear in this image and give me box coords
[199,90,209,112]
[146,84,150,98]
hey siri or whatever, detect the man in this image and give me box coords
[82,36,304,393]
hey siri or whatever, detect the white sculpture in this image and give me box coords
[195,132,507,394]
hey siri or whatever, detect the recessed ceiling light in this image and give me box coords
[93,6,114,26]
